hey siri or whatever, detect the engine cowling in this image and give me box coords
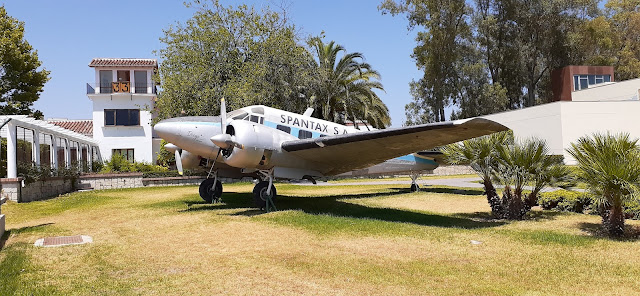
[180,150,201,170]
[223,120,277,169]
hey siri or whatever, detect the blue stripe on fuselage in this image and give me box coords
[394,154,437,166]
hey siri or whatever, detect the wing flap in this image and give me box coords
[281,118,508,175]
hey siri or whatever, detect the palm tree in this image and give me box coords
[493,138,570,219]
[443,131,513,218]
[308,38,390,128]
[567,133,640,237]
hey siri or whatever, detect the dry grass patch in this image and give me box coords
[1,182,640,295]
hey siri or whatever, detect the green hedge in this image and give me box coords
[539,190,640,220]
[539,190,592,213]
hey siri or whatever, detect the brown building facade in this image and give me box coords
[551,65,614,101]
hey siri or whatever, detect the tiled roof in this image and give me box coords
[89,58,157,67]
[48,120,93,137]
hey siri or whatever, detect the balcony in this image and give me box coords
[86,82,156,95]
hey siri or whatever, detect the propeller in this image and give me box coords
[175,149,183,175]
[210,98,243,150]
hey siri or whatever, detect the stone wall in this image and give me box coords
[430,165,474,176]
[0,177,74,203]
[78,173,144,190]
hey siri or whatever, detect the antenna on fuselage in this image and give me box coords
[303,108,314,117]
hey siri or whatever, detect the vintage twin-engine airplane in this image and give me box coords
[154,99,508,209]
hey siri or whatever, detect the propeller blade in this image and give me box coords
[210,134,244,150]
[175,150,183,175]
[220,97,227,134]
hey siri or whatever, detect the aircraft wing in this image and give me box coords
[281,118,508,175]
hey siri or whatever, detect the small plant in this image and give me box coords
[539,190,592,213]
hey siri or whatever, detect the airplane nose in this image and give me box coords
[154,121,176,142]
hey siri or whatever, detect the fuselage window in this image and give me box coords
[319,134,327,137]
[298,130,312,139]
[276,125,291,134]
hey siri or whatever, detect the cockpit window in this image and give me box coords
[228,110,248,120]
[249,115,259,123]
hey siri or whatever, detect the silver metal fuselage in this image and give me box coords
[154,105,438,179]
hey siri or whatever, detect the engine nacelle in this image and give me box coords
[180,150,201,170]
[224,121,277,169]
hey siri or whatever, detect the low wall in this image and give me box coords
[0,174,222,203]
[79,173,144,191]
[0,197,6,239]
[0,177,74,203]
[430,165,474,176]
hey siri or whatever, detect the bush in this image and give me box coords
[538,190,592,213]
[142,169,202,178]
[101,154,168,174]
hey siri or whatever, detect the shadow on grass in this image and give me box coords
[420,186,484,196]
[181,189,506,229]
[577,222,640,241]
[0,223,56,251]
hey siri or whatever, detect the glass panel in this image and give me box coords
[134,70,147,93]
[116,109,129,125]
[100,70,112,93]
[573,75,579,91]
[276,125,291,134]
[579,77,588,90]
[105,110,115,125]
[129,109,140,126]
[250,115,259,123]
[588,75,596,85]
[604,75,611,82]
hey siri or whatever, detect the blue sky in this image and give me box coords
[2,0,420,127]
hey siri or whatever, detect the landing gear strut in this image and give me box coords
[253,169,277,212]
[410,173,420,192]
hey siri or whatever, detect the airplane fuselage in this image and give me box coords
[154,105,438,180]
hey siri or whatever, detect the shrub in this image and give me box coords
[101,154,171,174]
[538,190,592,213]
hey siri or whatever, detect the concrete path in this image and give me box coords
[292,176,580,192]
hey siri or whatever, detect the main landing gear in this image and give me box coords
[253,169,277,212]
[410,173,421,192]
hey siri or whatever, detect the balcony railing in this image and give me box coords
[86,82,157,94]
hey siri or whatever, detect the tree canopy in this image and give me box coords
[155,0,315,120]
[381,0,640,124]
[0,6,49,119]
[156,1,391,128]
[308,37,390,129]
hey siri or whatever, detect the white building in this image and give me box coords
[86,58,161,163]
[483,66,640,164]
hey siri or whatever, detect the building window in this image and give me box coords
[99,70,112,93]
[134,70,147,93]
[104,109,140,126]
[276,125,291,134]
[298,130,312,139]
[113,149,134,162]
[573,74,611,91]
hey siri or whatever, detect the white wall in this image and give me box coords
[483,101,640,164]
[91,95,156,163]
[483,102,565,155]
[572,78,640,101]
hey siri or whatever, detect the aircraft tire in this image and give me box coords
[410,184,420,192]
[253,181,277,209]
[199,179,223,203]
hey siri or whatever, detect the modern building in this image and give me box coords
[86,58,161,163]
[483,65,640,164]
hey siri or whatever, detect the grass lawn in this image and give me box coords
[327,174,477,183]
[1,182,640,295]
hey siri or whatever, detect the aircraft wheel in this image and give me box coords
[253,181,277,209]
[199,178,223,203]
[410,183,420,192]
